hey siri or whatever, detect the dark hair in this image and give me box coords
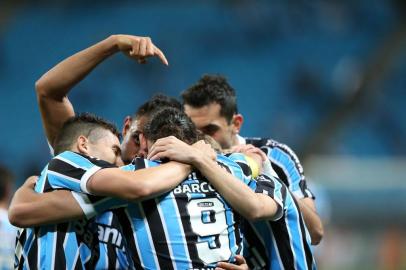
[53,113,120,155]
[135,94,182,119]
[181,74,238,123]
[143,107,199,144]
[0,165,13,200]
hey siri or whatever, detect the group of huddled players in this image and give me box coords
[9,34,323,270]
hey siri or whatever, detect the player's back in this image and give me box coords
[119,156,248,270]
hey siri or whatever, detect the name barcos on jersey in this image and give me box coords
[173,173,216,195]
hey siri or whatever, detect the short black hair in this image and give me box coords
[53,113,120,155]
[135,94,182,119]
[181,74,238,123]
[0,165,13,200]
[143,107,199,145]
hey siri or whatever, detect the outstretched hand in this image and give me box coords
[114,34,168,65]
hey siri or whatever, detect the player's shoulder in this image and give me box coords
[125,157,162,171]
[256,173,283,189]
[216,153,242,169]
[220,153,254,180]
[51,151,117,170]
[245,136,300,160]
[48,151,83,169]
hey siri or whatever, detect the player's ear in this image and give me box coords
[77,135,90,155]
[122,116,133,137]
[232,114,244,135]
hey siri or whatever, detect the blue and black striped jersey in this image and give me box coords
[14,151,132,270]
[108,154,249,269]
[243,175,316,270]
[244,137,314,199]
[241,137,316,270]
[75,153,279,269]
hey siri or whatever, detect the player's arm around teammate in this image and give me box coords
[8,117,196,228]
[8,176,85,227]
[8,136,216,228]
[35,34,167,147]
[9,159,192,227]
[148,136,282,221]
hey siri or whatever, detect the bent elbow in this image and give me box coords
[310,226,324,245]
[8,206,28,228]
[125,184,151,201]
[243,204,267,221]
[35,79,46,97]
[246,212,262,221]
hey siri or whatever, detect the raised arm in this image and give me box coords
[36,34,168,146]
[148,137,280,221]
[8,176,85,227]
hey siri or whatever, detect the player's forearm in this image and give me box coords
[192,155,277,220]
[88,162,191,201]
[35,35,120,145]
[297,197,324,245]
[35,35,118,99]
[9,188,84,227]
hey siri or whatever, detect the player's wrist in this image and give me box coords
[190,151,211,170]
[105,35,122,54]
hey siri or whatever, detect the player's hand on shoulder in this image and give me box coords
[231,144,267,172]
[112,34,168,65]
[192,140,216,161]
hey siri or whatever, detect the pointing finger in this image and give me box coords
[154,45,169,66]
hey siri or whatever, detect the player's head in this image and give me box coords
[54,113,122,165]
[181,74,243,149]
[139,107,199,153]
[0,166,14,205]
[121,94,182,163]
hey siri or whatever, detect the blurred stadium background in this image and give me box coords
[1,0,405,269]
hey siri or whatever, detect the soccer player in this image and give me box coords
[11,107,285,269]
[12,113,196,269]
[181,75,322,269]
[12,34,182,268]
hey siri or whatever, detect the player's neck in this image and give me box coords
[232,134,245,146]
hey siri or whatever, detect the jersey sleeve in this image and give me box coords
[71,192,128,219]
[261,142,315,199]
[46,151,116,194]
[251,174,285,221]
[220,153,256,187]
[70,161,142,219]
